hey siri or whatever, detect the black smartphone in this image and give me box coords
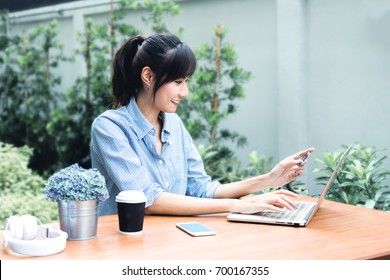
[299,152,310,167]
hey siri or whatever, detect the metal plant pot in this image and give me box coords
[58,200,99,240]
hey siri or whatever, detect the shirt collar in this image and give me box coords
[160,113,171,144]
[126,97,172,142]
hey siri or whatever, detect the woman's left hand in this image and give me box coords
[268,148,315,188]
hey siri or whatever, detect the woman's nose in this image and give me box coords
[179,84,189,98]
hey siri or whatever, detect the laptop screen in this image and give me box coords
[310,144,353,216]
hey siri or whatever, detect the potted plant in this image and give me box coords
[313,144,390,210]
[44,163,109,240]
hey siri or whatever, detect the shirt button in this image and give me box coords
[158,160,163,165]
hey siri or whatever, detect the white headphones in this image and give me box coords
[3,215,68,256]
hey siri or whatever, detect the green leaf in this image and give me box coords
[364,199,376,209]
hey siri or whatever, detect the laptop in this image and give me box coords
[227,144,353,227]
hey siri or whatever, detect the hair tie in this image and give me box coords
[137,36,146,47]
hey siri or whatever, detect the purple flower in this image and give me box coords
[44,163,109,202]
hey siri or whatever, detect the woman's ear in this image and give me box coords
[141,66,153,88]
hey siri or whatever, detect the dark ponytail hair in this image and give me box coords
[112,34,197,108]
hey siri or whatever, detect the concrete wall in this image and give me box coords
[6,0,390,193]
[306,0,390,191]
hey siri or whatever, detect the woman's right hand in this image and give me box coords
[232,189,299,214]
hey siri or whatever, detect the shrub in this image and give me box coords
[0,142,57,228]
[0,142,45,195]
[313,144,390,211]
[0,193,58,229]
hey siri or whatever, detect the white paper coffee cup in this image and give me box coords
[115,191,146,236]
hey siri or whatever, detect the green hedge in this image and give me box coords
[0,142,58,228]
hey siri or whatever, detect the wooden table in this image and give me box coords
[2,197,390,260]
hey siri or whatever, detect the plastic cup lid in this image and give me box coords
[115,190,147,203]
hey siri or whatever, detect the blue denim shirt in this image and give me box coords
[91,97,220,215]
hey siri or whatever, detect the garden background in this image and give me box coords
[1,0,390,226]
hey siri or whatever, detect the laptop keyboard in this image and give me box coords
[257,202,312,221]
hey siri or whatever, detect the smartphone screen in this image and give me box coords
[176,222,216,237]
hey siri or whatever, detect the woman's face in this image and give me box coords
[153,77,190,113]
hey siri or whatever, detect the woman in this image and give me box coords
[91,33,314,216]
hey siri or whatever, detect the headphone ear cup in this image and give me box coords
[21,215,38,240]
[8,216,24,240]
[6,215,37,240]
